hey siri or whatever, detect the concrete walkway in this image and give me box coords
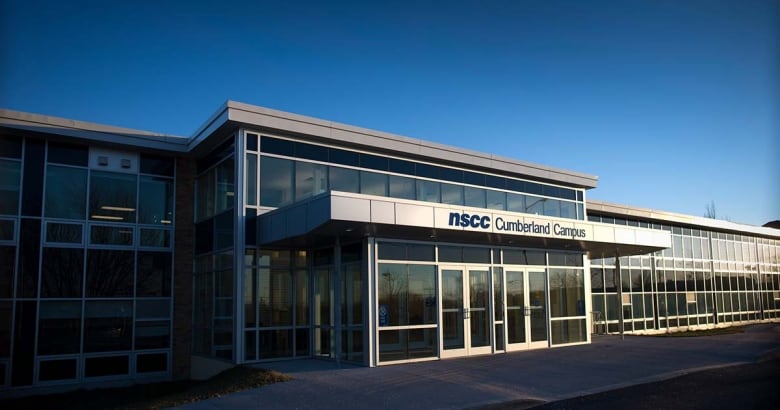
[177,324,780,410]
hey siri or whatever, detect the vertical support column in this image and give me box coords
[172,156,194,379]
[333,238,342,363]
[233,131,245,364]
[707,232,719,325]
[583,254,592,343]
[616,249,624,340]
[366,237,376,367]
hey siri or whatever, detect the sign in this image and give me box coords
[445,211,589,240]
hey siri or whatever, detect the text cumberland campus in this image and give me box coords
[0,101,778,394]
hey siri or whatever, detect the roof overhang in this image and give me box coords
[258,192,671,257]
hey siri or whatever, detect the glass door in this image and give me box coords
[440,266,492,358]
[506,269,548,351]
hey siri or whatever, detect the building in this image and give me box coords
[0,101,778,393]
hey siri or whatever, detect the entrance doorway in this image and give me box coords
[440,266,492,358]
[505,269,548,350]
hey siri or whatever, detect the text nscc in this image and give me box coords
[448,212,490,229]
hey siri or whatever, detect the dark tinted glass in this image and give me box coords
[462,247,491,263]
[48,141,88,166]
[37,301,81,354]
[548,252,583,267]
[137,353,168,373]
[543,185,561,198]
[502,249,527,265]
[12,301,36,385]
[41,248,83,297]
[137,251,172,297]
[378,242,406,260]
[260,136,294,156]
[439,167,463,183]
[408,244,435,261]
[0,135,22,158]
[86,250,134,297]
[506,179,525,192]
[0,246,14,297]
[526,182,544,195]
[577,191,583,201]
[295,142,328,161]
[140,154,175,176]
[245,207,257,246]
[438,246,462,262]
[342,242,362,263]
[463,171,485,186]
[39,359,77,381]
[526,250,546,265]
[389,158,415,174]
[196,138,234,173]
[246,133,258,151]
[485,175,505,189]
[84,356,129,377]
[44,165,87,219]
[18,218,41,298]
[415,163,439,179]
[21,139,44,217]
[329,149,359,166]
[135,320,170,349]
[84,301,132,352]
[360,153,388,171]
[195,219,214,254]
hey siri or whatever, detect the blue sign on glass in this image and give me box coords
[379,304,389,326]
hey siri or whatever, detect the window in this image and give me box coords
[137,251,172,297]
[259,156,293,207]
[38,301,81,355]
[389,175,415,200]
[89,171,137,223]
[45,222,82,243]
[359,171,387,196]
[41,248,83,297]
[139,176,174,225]
[377,264,436,326]
[0,159,21,215]
[295,161,328,200]
[44,165,87,219]
[90,225,134,246]
[84,301,133,352]
[464,186,486,208]
[86,250,134,297]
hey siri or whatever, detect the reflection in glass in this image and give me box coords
[86,249,134,297]
[139,176,174,225]
[441,183,463,205]
[41,247,83,298]
[360,171,387,196]
[417,179,441,203]
[84,301,133,352]
[45,165,87,219]
[38,301,81,354]
[389,175,415,200]
[329,166,359,193]
[0,159,21,215]
[259,156,293,207]
[296,161,328,200]
[464,186,486,208]
[89,171,137,222]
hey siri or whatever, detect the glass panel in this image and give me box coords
[560,201,576,219]
[89,171,137,223]
[38,301,81,354]
[314,268,331,326]
[137,251,171,297]
[379,328,437,362]
[0,159,21,215]
[90,225,134,245]
[296,269,309,326]
[45,165,87,219]
[464,186,486,208]
[328,166,359,193]
[140,153,174,176]
[86,250,134,297]
[259,329,293,359]
[41,247,83,298]
[139,228,171,248]
[342,263,363,326]
[550,319,586,344]
[45,222,82,243]
[359,171,387,196]
[526,196,544,215]
[469,269,490,348]
[486,190,506,210]
[0,246,14,298]
[389,175,415,200]
[246,153,257,205]
[506,271,525,344]
[295,161,328,200]
[543,199,561,217]
[442,269,464,350]
[84,356,129,377]
[549,269,585,318]
[529,271,547,342]
[341,329,363,363]
[137,353,168,373]
[215,157,234,213]
[260,156,294,207]
[440,183,463,205]
[416,179,440,203]
[259,269,292,326]
[493,267,504,321]
[84,301,133,352]
[135,320,170,349]
[507,193,525,213]
[138,176,174,225]
[39,359,78,381]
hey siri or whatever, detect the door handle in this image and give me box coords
[524,306,530,316]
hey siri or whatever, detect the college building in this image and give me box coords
[1,101,778,393]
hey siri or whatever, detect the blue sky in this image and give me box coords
[1,0,777,226]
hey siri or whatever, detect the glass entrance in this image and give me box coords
[506,269,548,350]
[440,266,492,358]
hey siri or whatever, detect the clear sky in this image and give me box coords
[1,0,778,226]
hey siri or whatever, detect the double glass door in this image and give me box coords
[440,267,492,357]
[505,270,548,350]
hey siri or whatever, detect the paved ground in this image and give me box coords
[176,324,780,410]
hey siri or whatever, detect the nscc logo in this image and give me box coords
[448,212,491,229]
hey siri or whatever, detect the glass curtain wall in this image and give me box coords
[193,137,235,360]
[589,214,780,334]
[0,135,175,388]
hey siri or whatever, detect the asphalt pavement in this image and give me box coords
[175,324,780,410]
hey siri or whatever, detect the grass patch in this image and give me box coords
[652,326,745,337]
[0,366,291,410]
